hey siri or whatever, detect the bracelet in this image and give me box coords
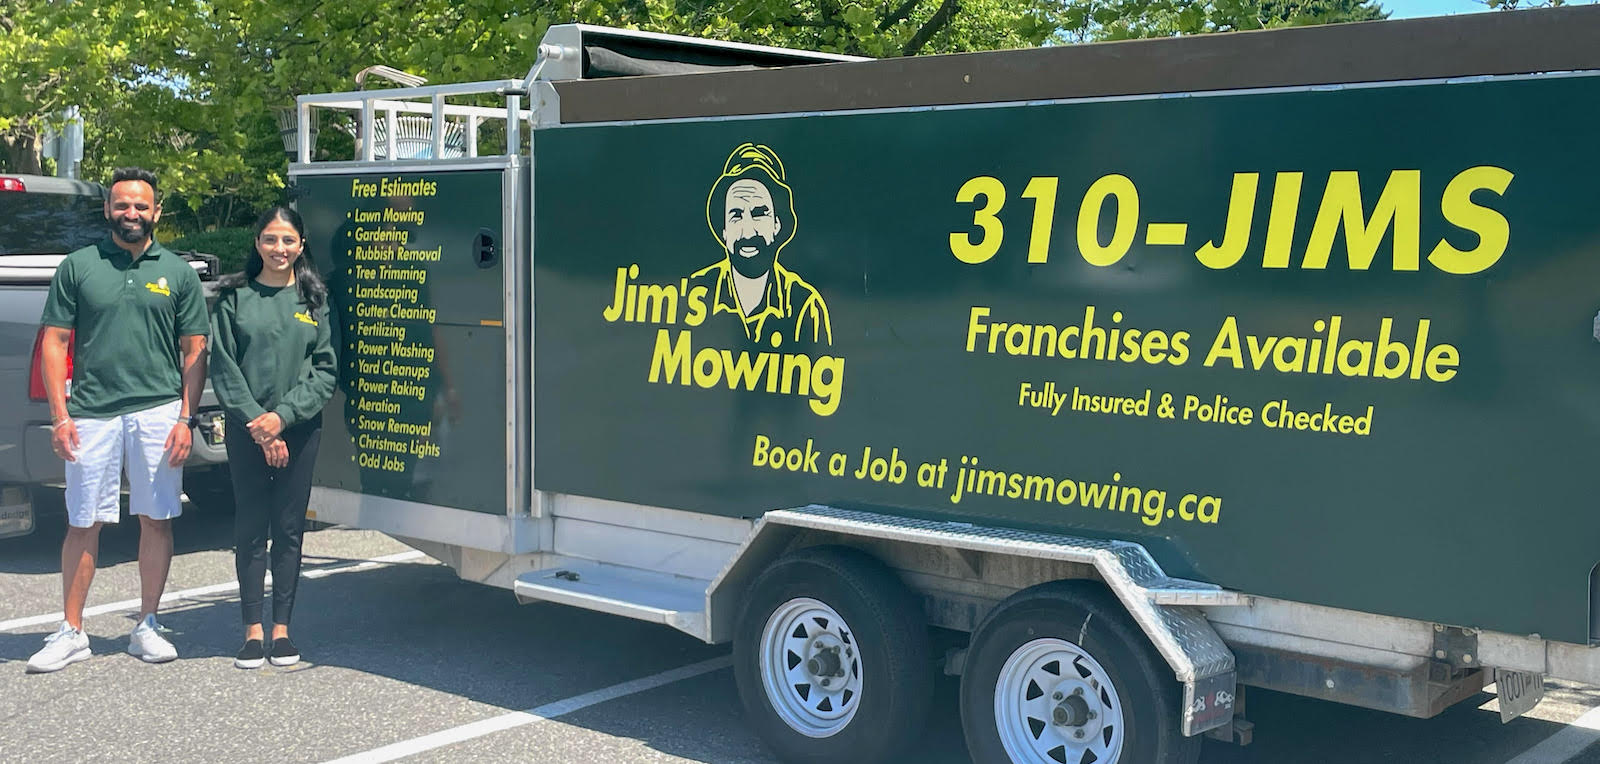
[52,418,73,431]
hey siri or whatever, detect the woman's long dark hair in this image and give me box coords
[217,206,328,311]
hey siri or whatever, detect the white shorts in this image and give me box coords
[64,400,184,528]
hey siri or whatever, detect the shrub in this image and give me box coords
[167,228,255,274]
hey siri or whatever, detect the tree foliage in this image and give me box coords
[1059,0,1385,41]
[0,2,182,173]
[3,0,1388,234]
[1487,0,1566,8]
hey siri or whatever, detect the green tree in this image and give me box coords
[0,2,177,173]
[1062,0,1386,41]
[7,0,1059,229]
[0,0,272,230]
[2,0,1391,235]
[1487,0,1565,8]
[1258,0,1387,25]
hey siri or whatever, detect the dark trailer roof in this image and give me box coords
[552,5,1600,124]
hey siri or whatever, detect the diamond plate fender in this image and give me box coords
[705,504,1239,736]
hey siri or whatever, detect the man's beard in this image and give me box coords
[112,217,153,244]
[728,236,777,279]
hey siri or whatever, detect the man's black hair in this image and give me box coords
[109,167,159,197]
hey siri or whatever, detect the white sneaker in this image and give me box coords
[127,614,177,663]
[26,622,91,673]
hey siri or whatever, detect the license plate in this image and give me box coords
[1495,669,1545,722]
[201,413,226,446]
[0,502,35,539]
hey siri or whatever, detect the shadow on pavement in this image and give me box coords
[1,548,1585,764]
[0,554,964,763]
[1195,686,1576,764]
[0,630,143,668]
[0,497,237,575]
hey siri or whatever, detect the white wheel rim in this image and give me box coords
[758,597,864,738]
[994,637,1125,764]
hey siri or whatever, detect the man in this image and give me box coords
[26,167,209,673]
[690,143,831,347]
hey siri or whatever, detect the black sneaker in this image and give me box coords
[268,636,300,667]
[234,639,265,669]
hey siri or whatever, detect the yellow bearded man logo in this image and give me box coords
[688,144,832,347]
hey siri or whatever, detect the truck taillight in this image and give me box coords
[0,177,25,192]
[28,328,72,402]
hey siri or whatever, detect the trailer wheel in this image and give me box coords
[961,582,1201,764]
[733,546,931,764]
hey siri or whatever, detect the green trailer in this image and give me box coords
[289,9,1600,763]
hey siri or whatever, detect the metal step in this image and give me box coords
[513,561,709,639]
[1146,578,1253,607]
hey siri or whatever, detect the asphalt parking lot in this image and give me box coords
[3,504,1599,764]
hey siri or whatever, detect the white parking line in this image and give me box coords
[0,550,427,633]
[1504,705,1600,764]
[318,655,735,764]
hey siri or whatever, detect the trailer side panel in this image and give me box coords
[532,74,1600,644]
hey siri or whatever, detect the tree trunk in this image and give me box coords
[902,0,960,55]
[3,129,44,175]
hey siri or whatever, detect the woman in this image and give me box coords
[209,206,336,669]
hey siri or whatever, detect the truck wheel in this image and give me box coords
[733,546,931,764]
[961,581,1201,764]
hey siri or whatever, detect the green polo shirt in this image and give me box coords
[39,238,210,419]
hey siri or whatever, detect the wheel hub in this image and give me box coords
[804,634,849,685]
[1051,694,1090,727]
[1046,679,1104,741]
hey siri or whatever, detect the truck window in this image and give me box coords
[0,192,106,255]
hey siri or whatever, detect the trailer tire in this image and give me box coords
[960,581,1201,764]
[733,545,931,764]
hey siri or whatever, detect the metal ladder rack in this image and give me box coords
[293,79,531,165]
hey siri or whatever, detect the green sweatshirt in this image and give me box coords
[209,280,337,429]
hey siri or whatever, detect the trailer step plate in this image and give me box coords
[513,561,709,639]
[1495,669,1546,722]
[1147,587,1252,607]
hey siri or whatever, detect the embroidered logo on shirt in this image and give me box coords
[145,277,171,296]
[294,311,318,326]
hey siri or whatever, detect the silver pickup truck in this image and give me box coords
[0,173,231,538]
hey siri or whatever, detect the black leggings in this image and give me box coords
[225,417,322,627]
